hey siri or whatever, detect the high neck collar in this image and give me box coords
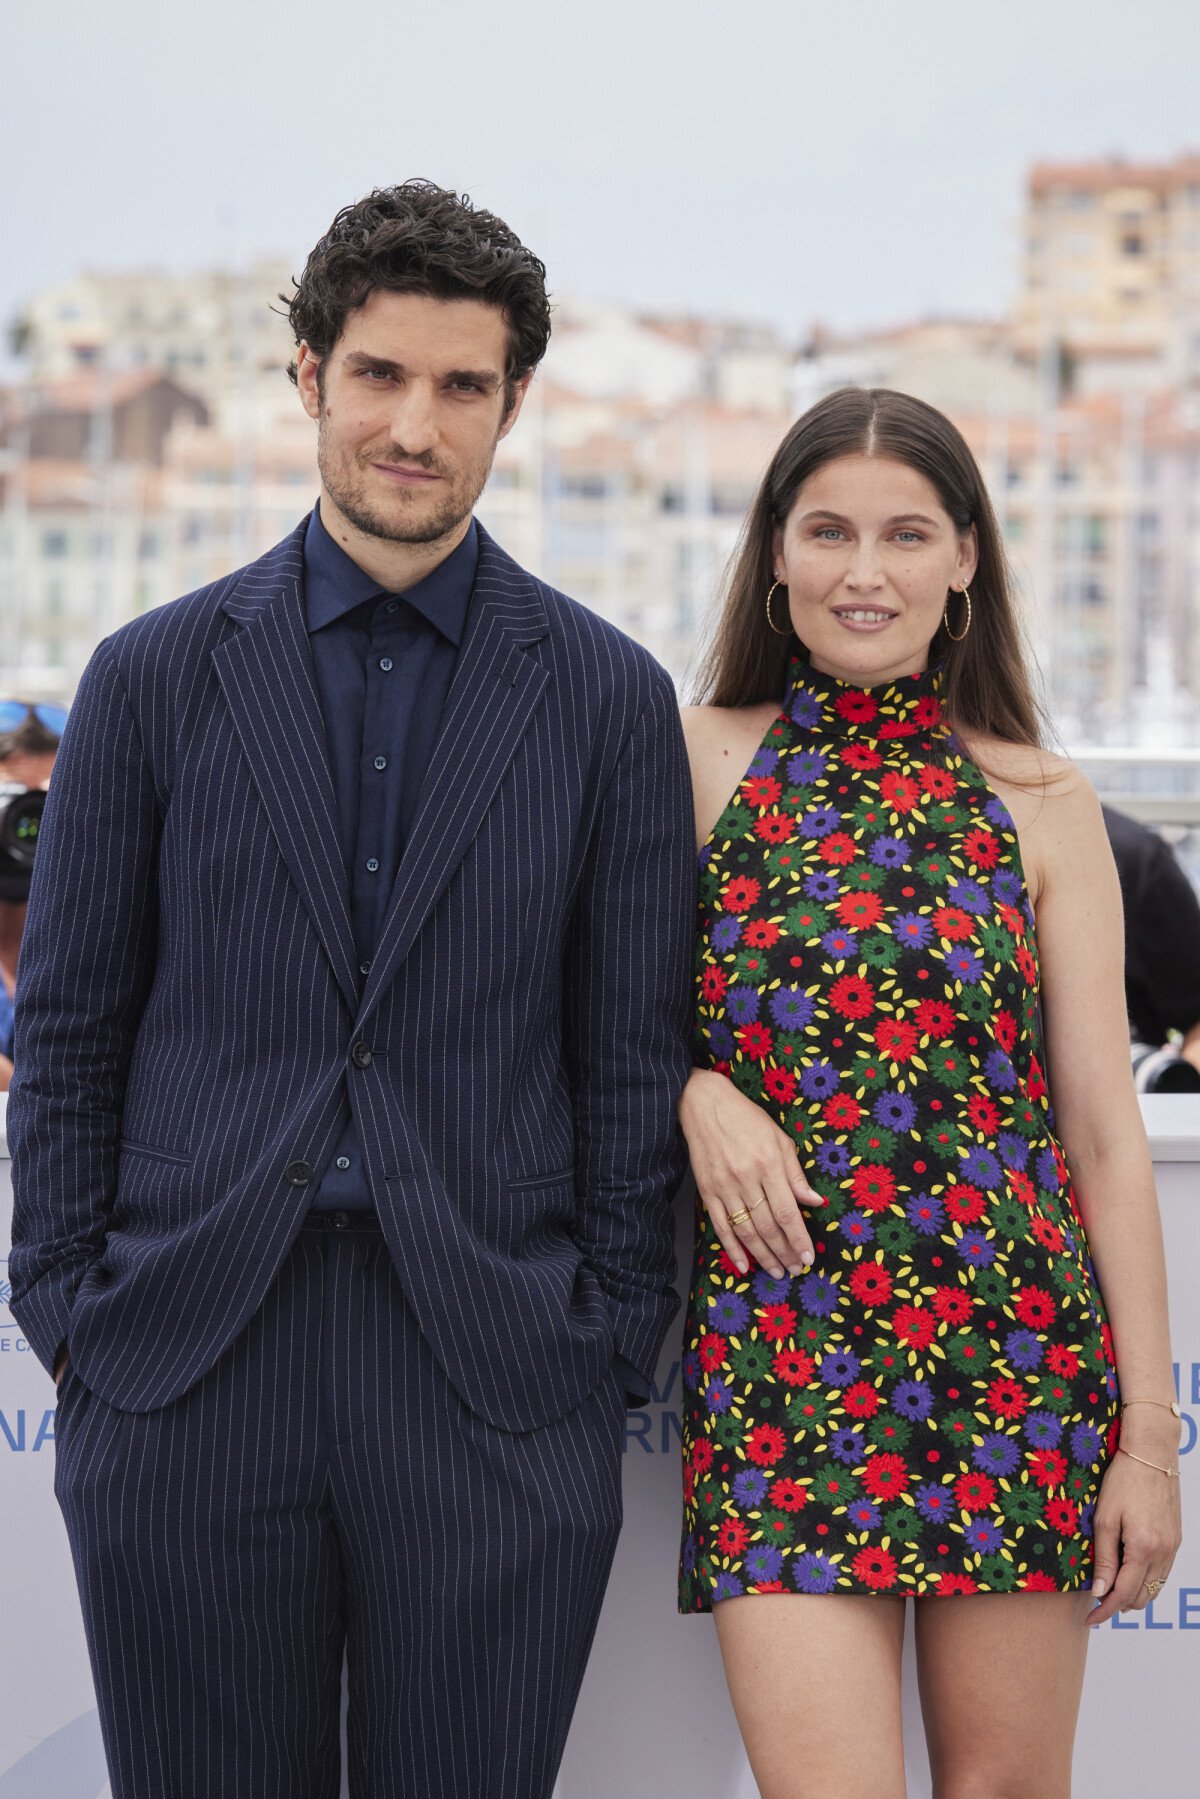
[784,654,946,744]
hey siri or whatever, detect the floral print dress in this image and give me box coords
[679,658,1118,1608]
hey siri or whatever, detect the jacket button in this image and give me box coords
[351,1042,373,1069]
[286,1160,311,1184]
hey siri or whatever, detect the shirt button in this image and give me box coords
[366,856,380,872]
[360,960,372,975]
[330,1211,351,1231]
[386,601,399,615]
[336,1155,351,1170]
[374,755,388,771]
[379,656,394,672]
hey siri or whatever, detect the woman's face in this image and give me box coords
[772,452,978,685]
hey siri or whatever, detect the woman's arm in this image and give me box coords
[1031,767,1182,1624]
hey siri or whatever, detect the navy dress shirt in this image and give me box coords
[304,501,478,1210]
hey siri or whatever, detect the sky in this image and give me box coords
[3,0,1199,361]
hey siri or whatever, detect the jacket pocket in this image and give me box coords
[118,1136,193,1168]
[507,1167,575,1193]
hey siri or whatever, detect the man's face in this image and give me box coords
[296,290,530,548]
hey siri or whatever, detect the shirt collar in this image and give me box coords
[303,501,478,647]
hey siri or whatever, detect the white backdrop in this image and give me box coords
[2,1094,1197,1799]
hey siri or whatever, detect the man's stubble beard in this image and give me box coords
[318,417,499,547]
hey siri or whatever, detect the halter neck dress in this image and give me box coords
[679,657,1118,1607]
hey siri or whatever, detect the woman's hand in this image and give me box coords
[1087,1421,1183,1626]
[678,1067,825,1278]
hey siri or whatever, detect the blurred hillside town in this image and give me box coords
[3,154,1200,765]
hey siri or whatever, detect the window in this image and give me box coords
[41,528,68,558]
[1121,234,1145,257]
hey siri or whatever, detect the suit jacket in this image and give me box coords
[7,520,695,1431]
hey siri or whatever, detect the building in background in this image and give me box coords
[3,157,1200,749]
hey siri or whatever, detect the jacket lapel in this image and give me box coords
[212,527,360,1013]
[355,527,550,1031]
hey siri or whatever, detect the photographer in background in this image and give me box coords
[1103,803,1200,1090]
[0,701,66,1091]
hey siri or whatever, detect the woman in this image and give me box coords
[677,388,1181,1797]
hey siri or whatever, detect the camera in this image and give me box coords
[1129,1040,1200,1093]
[0,781,45,904]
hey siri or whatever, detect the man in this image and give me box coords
[9,182,694,1799]
[0,700,65,1089]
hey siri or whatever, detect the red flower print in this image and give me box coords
[758,1303,798,1345]
[1030,1214,1064,1253]
[823,1093,863,1129]
[1027,1054,1048,1100]
[852,1545,899,1590]
[963,827,1000,869]
[1014,1286,1057,1329]
[843,1380,883,1417]
[1046,1344,1081,1379]
[1046,1496,1080,1537]
[737,1022,773,1061]
[754,812,793,845]
[997,902,1025,936]
[944,1182,986,1225]
[966,1094,1001,1134]
[936,1572,980,1595]
[985,1376,1029,1420]
[913,694,943,729]
[993,1008,1017,1052]
[880,770,920,812]
[1021,1572,1060,1592]
[764,1067,799,1106]
[1029,1448,1068,1489]
[915,997,956,1039]
[743,917,783,947]
[920,763,956,799]
[1015,946,1038,984]
[954,1472,996,1510]
[848,1262,894,1307]
[746,1423,787,1466]
[829,972,877,1019]
[932,904,974,942]
[819,832,859,866]
[701,967,730,1003]
[877,718,917,741]
[770,1477,810,1512]
[851,1164,898,1213]
[718,1518,751,1555]
[744,776,783,808]
[843,742,883,770]
[837,890,885,931]
[1007,1170,1036,1209]
[892,1303,936,1350]
[873,1018,919,1062]
[692,1439,715,1473]
[699,1332,728,1373]
[773,1347,817,1386]
[861,1453,908,1501]
[930,1285,973,1326]
[836,690,879,724]
[721,874,762,913]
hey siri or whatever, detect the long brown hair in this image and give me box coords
[692,387,1046,749]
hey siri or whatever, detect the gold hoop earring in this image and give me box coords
[766,580,791,636]
[943,584,972,642]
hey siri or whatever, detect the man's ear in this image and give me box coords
[498,371,535,440]
[296,343,322,422]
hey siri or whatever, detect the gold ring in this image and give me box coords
[1146,1577,1166,1597]
[747,1196,768,1211]
[728,1208,751,1227]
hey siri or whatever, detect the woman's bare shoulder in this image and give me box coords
[681,701,782,846]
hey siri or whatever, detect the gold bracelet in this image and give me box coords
[1117,1446,1180,1480]
[1121,1398,1182,1419]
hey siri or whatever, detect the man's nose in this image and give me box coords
[385,381,438,456]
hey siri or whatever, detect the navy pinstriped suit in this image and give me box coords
[8,518,695,1797]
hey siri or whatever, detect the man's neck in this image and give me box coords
[318,491,471,594]
[0,900,25,977]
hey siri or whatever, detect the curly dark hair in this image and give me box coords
[281,180,551,411]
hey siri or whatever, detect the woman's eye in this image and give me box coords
[815,527,844,541]
[894,531,923,544]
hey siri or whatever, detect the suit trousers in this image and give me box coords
[53,1214,626,1798]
